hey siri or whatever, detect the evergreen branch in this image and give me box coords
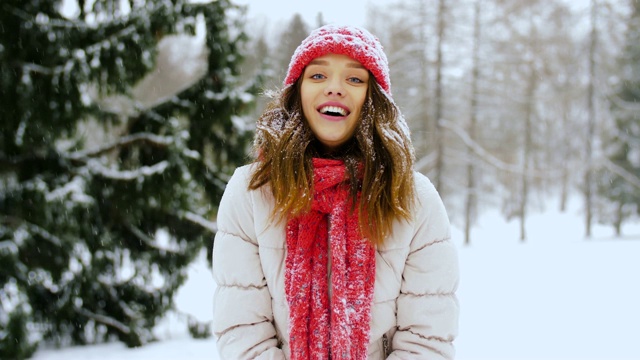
[2,4,88,29]
[21,62,55,75]
[123,222,180,254]
[600,157,640,190]
[609,93,640,112]
[0,153,55,169]
[0,216,63,247]
[86,159,169,181]
[19,24,138,76]
[45,176,93,204]
[67,133,173,160]
[75,306,131,334]
[96,270,138,289]
[173,309,213,338]
[118,300,140,320]
[1,133,171,169]
[178,211,218,233]
[83,25,138,57]
[13,1,178,78]
[23,222,63,247]
[0,240,19,254]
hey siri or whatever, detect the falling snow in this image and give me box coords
[31,196,640,360]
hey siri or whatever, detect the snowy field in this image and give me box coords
[32,197,640,360]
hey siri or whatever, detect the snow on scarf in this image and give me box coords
[285,158,376,360]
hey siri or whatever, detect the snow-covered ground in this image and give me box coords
[32,197,640,360]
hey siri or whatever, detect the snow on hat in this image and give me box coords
[283,24,391,94]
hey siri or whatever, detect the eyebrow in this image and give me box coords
[308,59,366,69]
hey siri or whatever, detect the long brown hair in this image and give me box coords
[249,76,415,245]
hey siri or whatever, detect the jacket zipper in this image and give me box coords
[382,333,389,357]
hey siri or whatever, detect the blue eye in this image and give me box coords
[311,73,325,80]
[348,77,364,84]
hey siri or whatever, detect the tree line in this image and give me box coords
[242,0,639,243]
[1,0,639,358]
[1,0,253,357]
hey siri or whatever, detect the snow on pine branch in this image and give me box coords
[178,211,218,233]
[75,306,131,335]
[86,159,169,181]
[14,0,169,76]
[0,240,19,254]
[25,222,63,247]
[124,222,180,254]
[600,157,640,190]
[609,93,640,112]
[68,133,173,160]
[19,25,137,77]
[45,175,94,204]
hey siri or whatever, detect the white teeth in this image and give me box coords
[319,106,347,116]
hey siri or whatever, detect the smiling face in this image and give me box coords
[300,53,370,152]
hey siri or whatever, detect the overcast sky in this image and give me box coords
[232,0,380,33]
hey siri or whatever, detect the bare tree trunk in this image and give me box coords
[560,164,569,212]
[614,202,623,236]
[520,14,538,242]
[559,81,571,213]
[434,0,446,192]
[520,69,535,242]
[465,0,481,246]
[585,0,598,238]
[418,0,431,159]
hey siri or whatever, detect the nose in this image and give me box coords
[324,78,344,97]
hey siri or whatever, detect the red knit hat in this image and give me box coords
[283,25,391,94]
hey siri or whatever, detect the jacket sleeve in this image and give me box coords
[212,166,285,360]
[388,174,460,360]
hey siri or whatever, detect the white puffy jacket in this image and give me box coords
[212,164,459,359]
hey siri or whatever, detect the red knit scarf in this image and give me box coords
[285,158,376,360]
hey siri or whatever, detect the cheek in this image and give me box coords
[300,85,314,118]
[353,92,368,118]
[302,103,315,123]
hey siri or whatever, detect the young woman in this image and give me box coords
[212,25,459,359]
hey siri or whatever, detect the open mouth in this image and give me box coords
[318,105,350,117]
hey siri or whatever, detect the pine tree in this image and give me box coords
[599,1,640,234]
[0,0,252,357]
[239,30,274,121]
[273,14,309,82]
